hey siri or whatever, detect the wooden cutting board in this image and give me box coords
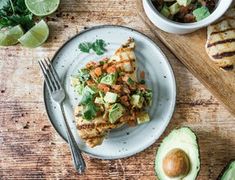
[137,1,235,116]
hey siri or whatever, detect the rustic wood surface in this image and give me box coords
[137,1,235,116]
[0,0,234,179]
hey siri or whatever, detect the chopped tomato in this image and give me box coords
[140,71,145,79]
[103,63,108,71]
[113,85,122,92]
[98,83,110,92]
[138,84,147,90]
[86,80,94,86]
[120,95,130,106]
[94,67,102,77]
[90,70,97,79]
[86,61,96,69]
[107,65,117,74]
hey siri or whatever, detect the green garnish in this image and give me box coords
[92,39,107,55]
[77,68,90,82]
[0,0,34,30]
[80,86,99,121]
[127,77,135,85]
[100,73,117,85]
[79,39,107,55]
[140,80,145,84]
[78,42,92,53]
[83,101,99,121]
[109,103,125,123]
[144,90,153,106]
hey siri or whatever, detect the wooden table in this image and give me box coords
[0,0,234,179]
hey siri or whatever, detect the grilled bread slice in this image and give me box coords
[75,39,137,148]
[206,8,235,70]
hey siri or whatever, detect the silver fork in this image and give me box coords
[38,58,86,174]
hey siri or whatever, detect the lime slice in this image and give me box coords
[25,0,60,16]
[0,25,24,46]
[18,20,49,48]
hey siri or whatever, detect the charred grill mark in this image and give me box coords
[77,122,119,130]
[212,17,235,26]
[210,28,235,35]
[212,51,235,59]
[207,38,235,47]
[83,135,105,140]
[222,65,234,71]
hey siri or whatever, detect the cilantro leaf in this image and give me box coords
[80,88,99,121]
[79,42,92,53]
[82,102,99,121]
[78,39,107,55]
[0,0,34,30]
[91,39,107,55]
[77,68,90,82]
[80,91,93,105]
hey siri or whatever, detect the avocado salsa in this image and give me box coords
[71,58,153,126]
[152,0,217,23]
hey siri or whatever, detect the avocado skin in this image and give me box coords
[217,160,235,180]
[154,126,201,180]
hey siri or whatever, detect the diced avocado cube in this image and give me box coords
[104,92,118,103]
[83,85,96,95]
[100,73,117,85]
[160,4,171,18]
[74,83,84,95]
[177,0,192,7]
[131,94,144,108]
[109,103,125,123]
[193,6,211,21]
[137,112,150,124]
[169,2,180,15]
[70,77,80,87]
[95,97,104,104]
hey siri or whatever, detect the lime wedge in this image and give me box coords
[25,0,60,16]
[0,25,24,46]
[18,20,49,48]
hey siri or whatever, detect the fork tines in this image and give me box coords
[38,58,62,92]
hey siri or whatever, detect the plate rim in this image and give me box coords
[43,24,177,159]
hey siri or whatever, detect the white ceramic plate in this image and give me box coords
[44,25,176,159]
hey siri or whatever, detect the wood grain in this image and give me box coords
[0,0,235,179]
[137,0,235,116]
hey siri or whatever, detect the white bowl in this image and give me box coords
[143,0,234,34]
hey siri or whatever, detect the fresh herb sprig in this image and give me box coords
[79,39,107,55]
[80,90,99,121]
[0,0,34,30]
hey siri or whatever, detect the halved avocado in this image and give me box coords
[155,127,200,180]
[218,160,235,180]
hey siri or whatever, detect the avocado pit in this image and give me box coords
[163,148,190,178]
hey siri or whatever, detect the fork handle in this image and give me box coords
[60,103,86,174]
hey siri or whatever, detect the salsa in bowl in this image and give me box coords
[143,0,233,34]
[153,0,217,23]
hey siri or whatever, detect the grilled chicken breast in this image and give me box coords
[75,38,137,148]
[206,8,235,70]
